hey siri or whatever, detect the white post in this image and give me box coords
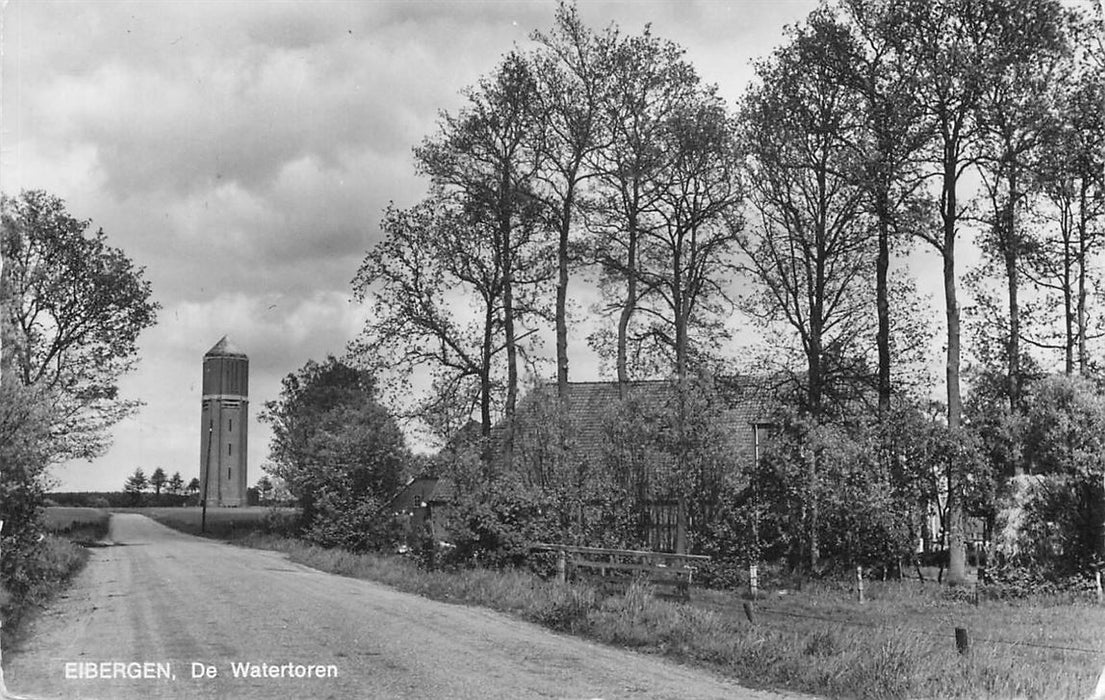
[749,563,759,599]
[1096,569,1102,605]
[856,565,865,604]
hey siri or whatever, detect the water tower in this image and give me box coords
[199,336,248,507]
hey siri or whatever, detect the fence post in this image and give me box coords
[743,601,756,625]
[1096,569,1102,605]
[557,549,566,584]
[856,565,865,604]
[749,563,759,599]
[955,627,969,655]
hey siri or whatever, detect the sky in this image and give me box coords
[0,0,872,492]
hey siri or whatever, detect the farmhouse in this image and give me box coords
[389,474,456,550]
[390,376,781,552]
[524,377,779,477]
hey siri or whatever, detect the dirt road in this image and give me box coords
[5,514,804,699]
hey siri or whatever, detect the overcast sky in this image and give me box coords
[2,0,854,492]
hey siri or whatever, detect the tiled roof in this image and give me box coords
[509,377,780,470]
[427,377,783,500]
[388,475,457,512]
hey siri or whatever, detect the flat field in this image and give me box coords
[112,506,298,539]
[42,506,110,541]
[690,577,1105,698]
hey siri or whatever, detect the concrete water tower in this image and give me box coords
[200,336,248,507]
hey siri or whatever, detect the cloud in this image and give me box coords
[4,0,828,491]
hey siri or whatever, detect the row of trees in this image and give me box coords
[123,468,197,497]
[1,190,159,595]
[349,0,1105,585]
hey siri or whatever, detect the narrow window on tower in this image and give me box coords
[228,443,232,456]
[229,418,232,432]
[228,467,232,480]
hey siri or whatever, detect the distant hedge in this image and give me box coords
[47,492,194,508]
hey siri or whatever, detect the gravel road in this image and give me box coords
[5,513,807,699]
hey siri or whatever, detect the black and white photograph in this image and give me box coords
[2,0,1104,697]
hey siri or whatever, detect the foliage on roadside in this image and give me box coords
[2,191,157,631]
[0,534,93,649]
[989,374,1105,585]
[260,356,410,549]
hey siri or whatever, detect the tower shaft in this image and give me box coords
[200,337,249,507]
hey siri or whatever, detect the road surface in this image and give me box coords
[5,514,804,699]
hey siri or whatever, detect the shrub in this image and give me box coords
[300,492,399,553]
[0,535,89,645]
[442,478,561,569]
[995,472,1103,581]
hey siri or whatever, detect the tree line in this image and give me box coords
[348,0,1105,586]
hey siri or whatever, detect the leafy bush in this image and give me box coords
[754,413,921,572]
[260,357,409,544]
[1,534,89,646]
[300,492,401,553]
[442,477,561,569]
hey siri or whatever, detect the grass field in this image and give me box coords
[113,506,298,540]
[42,506,111,542]
[691,578,1105,698]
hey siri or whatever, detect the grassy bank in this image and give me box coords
[232,533,1104,699]
[2,508,110,648]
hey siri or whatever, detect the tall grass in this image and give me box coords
[1,532,96,649]
[233,532,1105,699]
[42,506,110,543]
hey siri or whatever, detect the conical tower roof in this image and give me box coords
[205,335,247,358]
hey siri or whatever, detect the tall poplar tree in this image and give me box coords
[529,3,609,404]
[588,29,699,389]
[415,53,552,467]
[739,12,874,569]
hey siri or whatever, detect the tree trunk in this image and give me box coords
[875,190,892,416]
[807,445,820,571]
[1003,169,1021,409]
[617,216,638,396]
[556,191,572,403]
[500,173,517,471]
[942,178,967,585]
[672,242,686,381]
[1077,187,1089,376]
[480,305,494,439]
[1063,207,1074,375]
